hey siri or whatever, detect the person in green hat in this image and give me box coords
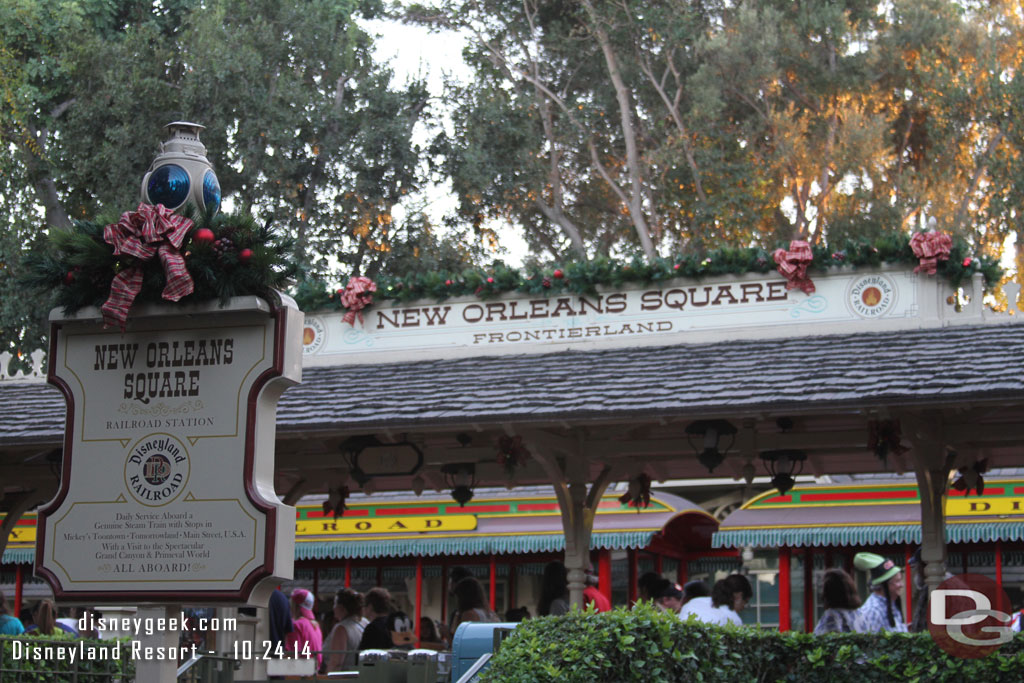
[854,552,908,632]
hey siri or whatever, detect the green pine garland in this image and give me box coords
[292,235,1003,314]
[21,207,297,316]
[22,209,1003,321]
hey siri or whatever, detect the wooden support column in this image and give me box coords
[779,546,791,632]
[654,553,663,575]
[907,415,951,595]
[344,560,351,588]
[526,431,614,610]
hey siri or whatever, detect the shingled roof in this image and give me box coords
[3,321,1024,445]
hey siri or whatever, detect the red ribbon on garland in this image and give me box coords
[773,240,816,294]
[909,231,952,275]
[100,203,194,330]
[340,276,377,325]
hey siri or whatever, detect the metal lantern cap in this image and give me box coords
[141,121,221,215]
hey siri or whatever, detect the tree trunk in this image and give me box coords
[582,0,657,260]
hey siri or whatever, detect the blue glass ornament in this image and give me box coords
[203,170,221,215]
[146,164,190,209]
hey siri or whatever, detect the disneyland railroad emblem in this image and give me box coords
[123,433,191,506]
[927,573,1013,658]
[302,316,326,355]
[846,274,897,318]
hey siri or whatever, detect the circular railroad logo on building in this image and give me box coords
[124,433,190,506]
[846,274,897,318]
[302,316,326,355]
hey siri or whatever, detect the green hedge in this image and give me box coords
[482,602,1024,683]
[1,634,135,682]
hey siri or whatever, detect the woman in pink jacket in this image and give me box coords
[285,588,323,669]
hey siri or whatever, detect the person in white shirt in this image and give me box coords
[679,574,752,626]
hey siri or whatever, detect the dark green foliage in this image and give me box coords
[291,233,1001,314]
[483,601,1024,683]
[20,208,297,317]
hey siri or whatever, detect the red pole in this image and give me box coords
[904,547,913,625]
[996,541,1003,593]
[599,549,612,603]
[441,563,448,625]
[415,557,423,647]
[508,562,517,613]
[344,560,351,588]
[654,553,663,575]
[627,548,638,604]
[779,546,791,632]
[803,549,813,632]
[489,554,497,611]
[677,555,688,585]
[14,565,23,616]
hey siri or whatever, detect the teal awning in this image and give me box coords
[1,548,33,565]
[713,480,1024,550]
[713,523,1024,549]
[296,531,655,560]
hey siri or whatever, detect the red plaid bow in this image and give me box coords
[340,276,377,325]
[773,240,816,294]
[101,203,194,330]
[909,231,952,275]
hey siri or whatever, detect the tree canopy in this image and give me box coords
[2,0,1023,372]
[416,0,1024,264]
[0,0,486,371]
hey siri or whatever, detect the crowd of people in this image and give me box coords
[0,548,999,675]
[279,568,512,675]
[633,551,916,634]
[0,592,90,638]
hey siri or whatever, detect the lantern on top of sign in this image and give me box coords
[141,121,221,215]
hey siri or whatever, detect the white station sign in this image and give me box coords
[38,296,302,604]
[302,270,922,363]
